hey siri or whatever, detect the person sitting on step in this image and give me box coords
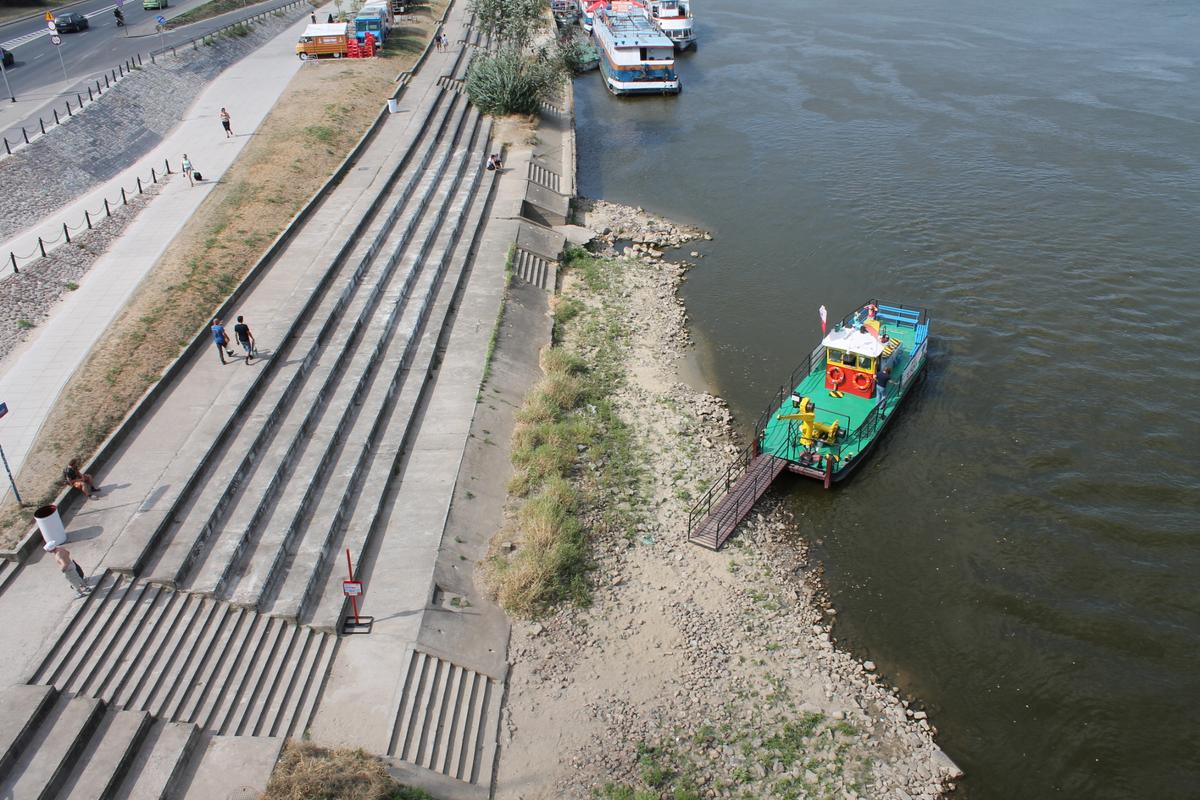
[63,458,98,499]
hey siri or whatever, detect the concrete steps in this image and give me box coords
[136,90,467,596]
[385,649,500,787]
[112,720,200,800]
[25,574,335,741]
[513,246,554,290]
[59,708,151,800]
[0,685,57,779]
[527,161,561,193]
[302,120,499,633]
[0,692,104,800]
[260,112,491,625]
[0,556,21,596]
[221,103,484,612]
[178,734,284,800]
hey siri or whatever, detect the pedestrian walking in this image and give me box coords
[442,32,450,49]
[182,154,194,186]
[62,458,99,499]
[310,11,316,23]
[233,315,256,364]
[219,107,233,138]
[327,12,334,22]
[211,317,234,364]
[50,546,92,597]
[434,32,443,51]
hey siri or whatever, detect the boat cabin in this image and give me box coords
[821,315,902,399]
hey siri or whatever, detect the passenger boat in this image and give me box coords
[592,1,681,95]
[685,300,930,548]
[760,301,930,484]
[649,0,695,49]
[578,0,599,32]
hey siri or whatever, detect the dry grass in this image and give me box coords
[260,742,433,800]
[0,1,446,551]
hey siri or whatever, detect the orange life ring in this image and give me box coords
[827,366,845,385]
[853,372,872,390]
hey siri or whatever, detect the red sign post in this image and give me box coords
[341,548,372,634]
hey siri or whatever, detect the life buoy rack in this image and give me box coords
[853,371,872,391]
[827,366,844,385]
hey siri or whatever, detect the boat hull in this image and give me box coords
[598,57,681,95]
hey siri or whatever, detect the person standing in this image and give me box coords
[182,154,194,186]
[219,107,233,138]
[874,366,891,405]
[310,10,316,23]
[211,317,233,364]
[51,546,91,597]
[233,315,255,364]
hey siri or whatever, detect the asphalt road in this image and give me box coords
[0,0,300,141]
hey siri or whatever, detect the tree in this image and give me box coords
[469,0,547,49]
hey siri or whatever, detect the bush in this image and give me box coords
[465,46,563,116]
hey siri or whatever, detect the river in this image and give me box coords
[572,0,1200,797]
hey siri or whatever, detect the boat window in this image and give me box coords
[827,348,843,365]
[858,356,874,372]
[640,47,648,60]
[841,353,858,368]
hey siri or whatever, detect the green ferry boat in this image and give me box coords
[687,300,930,548]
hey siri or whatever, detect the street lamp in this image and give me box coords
[0,57,15,102]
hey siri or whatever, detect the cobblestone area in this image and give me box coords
[0,181,166,364]
[0,7,308,243]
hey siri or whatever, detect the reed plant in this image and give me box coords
[465,46,563,116]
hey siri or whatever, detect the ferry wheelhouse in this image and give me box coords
[649,0,695,49]
[686,300,931,549]
[592,1,681,95]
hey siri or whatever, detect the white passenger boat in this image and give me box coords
[649,0,695,49]
[578,0,600,32]
[592,1,681,95]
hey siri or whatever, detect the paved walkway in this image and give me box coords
[0,10,311,502]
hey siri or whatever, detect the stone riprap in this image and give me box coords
[0,7,308,243]
[0,182,164,364]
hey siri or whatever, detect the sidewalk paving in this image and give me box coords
[0,10,311,502]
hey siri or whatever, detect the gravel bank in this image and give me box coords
[494,199,961,799]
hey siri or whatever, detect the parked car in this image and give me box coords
[0,47,14,68]
[142,0,169,9]
[53,12,90,32]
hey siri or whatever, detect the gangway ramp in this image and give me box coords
[686,453,787,550]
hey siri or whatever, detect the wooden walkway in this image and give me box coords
[687,454,787,550]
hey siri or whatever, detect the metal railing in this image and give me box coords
[149,0,309,57]
[4,158,182,276]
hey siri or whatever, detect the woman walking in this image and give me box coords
[219,107,233,138]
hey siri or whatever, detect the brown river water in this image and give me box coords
[572,0,1200,796]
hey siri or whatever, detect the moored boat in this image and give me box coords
[649,0,695,49]
[686,300,931,549]
[592,1,681,95]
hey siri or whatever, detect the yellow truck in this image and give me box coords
[296,23,350,60]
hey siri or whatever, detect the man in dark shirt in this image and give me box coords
[875,367,892,405]
[233,316,255,364]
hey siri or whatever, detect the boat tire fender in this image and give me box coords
[853,372,871,390]
[827,366,845,385]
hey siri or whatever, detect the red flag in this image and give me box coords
[819,305,827,335]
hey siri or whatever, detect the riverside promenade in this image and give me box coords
[0,0,560,793]
[0,8,311,500]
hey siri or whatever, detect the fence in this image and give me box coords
[4,157,182,276]
[0,0,310,160]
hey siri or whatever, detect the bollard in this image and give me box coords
[164,158,171,174]
[119,64,124,77]
[121,188,127,205]
[38,238,46,257]
[10,253,18,274]
[137,53,142,66]
[3,137,8,156]
[105,74,110,87]
[137,177,143,194]
[65,101,71,117]
[40,118,46,134]
[151,52,155,64]
[63,223,70,244]
[104,199,111,217]
[85,211,92,229]
[76,93,82,107]
[151,168,157,184]
[22,127,28,144]
[96,79,101,93]
[88,87,94,101]
[54,109,60,125]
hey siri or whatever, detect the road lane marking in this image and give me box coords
[1,5,117,50]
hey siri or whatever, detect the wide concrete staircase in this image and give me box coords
[2,18,510,800]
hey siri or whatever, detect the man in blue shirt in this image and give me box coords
[211,318,233,364]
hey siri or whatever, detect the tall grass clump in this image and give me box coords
[487,250,642,618]
[465,47,563,117]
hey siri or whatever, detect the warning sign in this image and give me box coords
[342,580,363,597]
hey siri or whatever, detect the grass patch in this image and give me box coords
[486,248,642,616]
[16,319,35,329]
[480,244,516,388]
[261,741,433,800]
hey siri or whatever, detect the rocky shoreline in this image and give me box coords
[494,199,960,799]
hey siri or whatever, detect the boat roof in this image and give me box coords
[302,23,348,36]
[821,326,884,358]
[600,7,674,48]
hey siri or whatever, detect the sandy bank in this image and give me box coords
[492,199,960,799]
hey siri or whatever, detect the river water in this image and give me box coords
[572,0,1200,797]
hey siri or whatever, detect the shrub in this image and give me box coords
[465,47,563,117]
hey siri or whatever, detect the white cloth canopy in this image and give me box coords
[301,23,348,37]
[821,326,884,358]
